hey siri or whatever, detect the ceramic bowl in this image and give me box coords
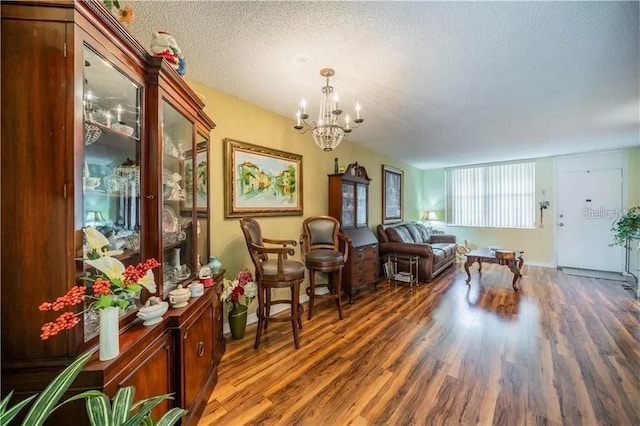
[136,301,168,326]
[188,282,204,297]
[168,285,190,308]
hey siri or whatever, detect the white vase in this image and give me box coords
[99,306,119,361]
[172,248,181,268]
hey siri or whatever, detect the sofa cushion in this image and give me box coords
[432,247,447,263]
[386,226,415,243]
[412,222,432,243]
[431,243,455,258]
[404,223,422,243]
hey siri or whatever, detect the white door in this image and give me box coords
[557,168,623,272]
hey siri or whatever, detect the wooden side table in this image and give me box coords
[385,254,420,289]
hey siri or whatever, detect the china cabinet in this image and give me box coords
[328,163,379,303]
[1,1,222,424]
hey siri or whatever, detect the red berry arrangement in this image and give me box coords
[39,257,160,341]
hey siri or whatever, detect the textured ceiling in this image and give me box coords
[127,1,639,169]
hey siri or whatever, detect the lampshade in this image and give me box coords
[421,211,438,221]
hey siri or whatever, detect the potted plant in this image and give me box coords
[610,206,640,246]
[0,349,186,425]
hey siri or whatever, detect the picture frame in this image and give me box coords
[224,138,303,218]
[181,141,208,217]
[382,164,403,224]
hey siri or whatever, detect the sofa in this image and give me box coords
[376,222,457,282]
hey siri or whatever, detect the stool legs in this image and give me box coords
[334,268,343,320]
[254,285,265,350]
[292,281,301,349]
[254,281,304,350]
[306,266,344,321]
[307,269,316,320]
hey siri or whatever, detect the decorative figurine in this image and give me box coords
[150,31,186,76]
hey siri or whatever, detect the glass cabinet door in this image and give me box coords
[161,100,194,297]
[192,133,210,275]
[341,182,355,227]
[82,44,142,341]
[356,184,368,227]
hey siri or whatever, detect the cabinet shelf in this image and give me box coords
[85,120,139,143]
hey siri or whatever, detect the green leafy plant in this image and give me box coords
[610,206,640,246]
[0,350,95,425]
[69,386,186,426]
[0,350,185,425]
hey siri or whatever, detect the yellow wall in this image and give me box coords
[423,158,556,266]
[187,81,422,316]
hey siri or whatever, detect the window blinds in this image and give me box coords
[446,161,535,229]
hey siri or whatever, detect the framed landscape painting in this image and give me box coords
[224,138,303,217]
[382,164,403,224]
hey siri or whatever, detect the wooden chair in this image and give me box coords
[300,216,350,320]
[239,218,305,349]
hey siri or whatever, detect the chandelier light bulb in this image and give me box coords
[293,68,364,152]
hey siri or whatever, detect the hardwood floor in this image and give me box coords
[199,264,640,425]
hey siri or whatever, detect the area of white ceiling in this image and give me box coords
[127,1,639,169]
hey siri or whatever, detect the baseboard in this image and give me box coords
[223,294,310,335]
[524,261,557,268]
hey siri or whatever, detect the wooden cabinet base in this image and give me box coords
[1,278,225,426]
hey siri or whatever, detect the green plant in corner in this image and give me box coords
[68,386,187,426]
[610,206,640,246]
[0,349,186,425]
[0,350,96,425]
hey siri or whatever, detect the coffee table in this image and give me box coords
[464,247,524,290]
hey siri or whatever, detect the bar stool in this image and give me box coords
[239,217,305,349]
[300,216,350,320]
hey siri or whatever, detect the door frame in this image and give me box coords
[553,149,629,272]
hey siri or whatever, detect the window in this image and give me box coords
[446,161,535,228]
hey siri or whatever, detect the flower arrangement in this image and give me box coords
[103,0,134,25]
[221,270,257,309]
[39,227,160,340]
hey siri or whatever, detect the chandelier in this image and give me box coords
[294,68,364,152]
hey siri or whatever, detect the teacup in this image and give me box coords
[83,176,101,190]
[188,282,204,297]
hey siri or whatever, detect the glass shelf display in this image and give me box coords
[341,183,355,227]
[81,45,142,341]
[194,133,210,274]
[356,184,367,227]
[161,101,194,297]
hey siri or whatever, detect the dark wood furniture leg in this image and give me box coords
[509,261,521,291]
[335,268,343,320]
[508,255,525,291]
[465,256,475,283]
[292,281,301,349]
[307,268,316,320]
